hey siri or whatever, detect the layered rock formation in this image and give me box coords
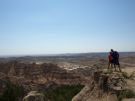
[0,61,135,101]
[0,61,84,91]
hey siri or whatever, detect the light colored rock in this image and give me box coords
[23,91,46,101]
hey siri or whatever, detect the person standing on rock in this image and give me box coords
[108,52,113,70]
[111,49,121,72]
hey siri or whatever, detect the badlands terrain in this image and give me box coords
[0,52,135,101]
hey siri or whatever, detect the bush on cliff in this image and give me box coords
[44,85,84,101]
[117,89,135,101]
[0,80,24,101]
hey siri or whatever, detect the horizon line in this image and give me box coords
[0,51,135,58]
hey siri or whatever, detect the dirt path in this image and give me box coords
[122,68,135,74]
[122,66,135,92]
[120,62,135,67]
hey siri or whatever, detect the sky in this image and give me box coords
[0,0,135,56]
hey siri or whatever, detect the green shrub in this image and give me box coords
[117,89,135,101]
[0,81,25,101]
[44,85,84,101]
[129,71,135,79]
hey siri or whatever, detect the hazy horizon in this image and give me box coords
[0,0,135,55]
[1,51,135,58]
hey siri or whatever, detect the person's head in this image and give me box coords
[111,49,114,52]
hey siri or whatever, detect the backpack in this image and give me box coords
[113,51,119,59]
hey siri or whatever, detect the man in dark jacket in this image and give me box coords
[111,49,121,72]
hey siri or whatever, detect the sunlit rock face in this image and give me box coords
[0,61,84,86]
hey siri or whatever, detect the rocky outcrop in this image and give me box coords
[72,71,127,101]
